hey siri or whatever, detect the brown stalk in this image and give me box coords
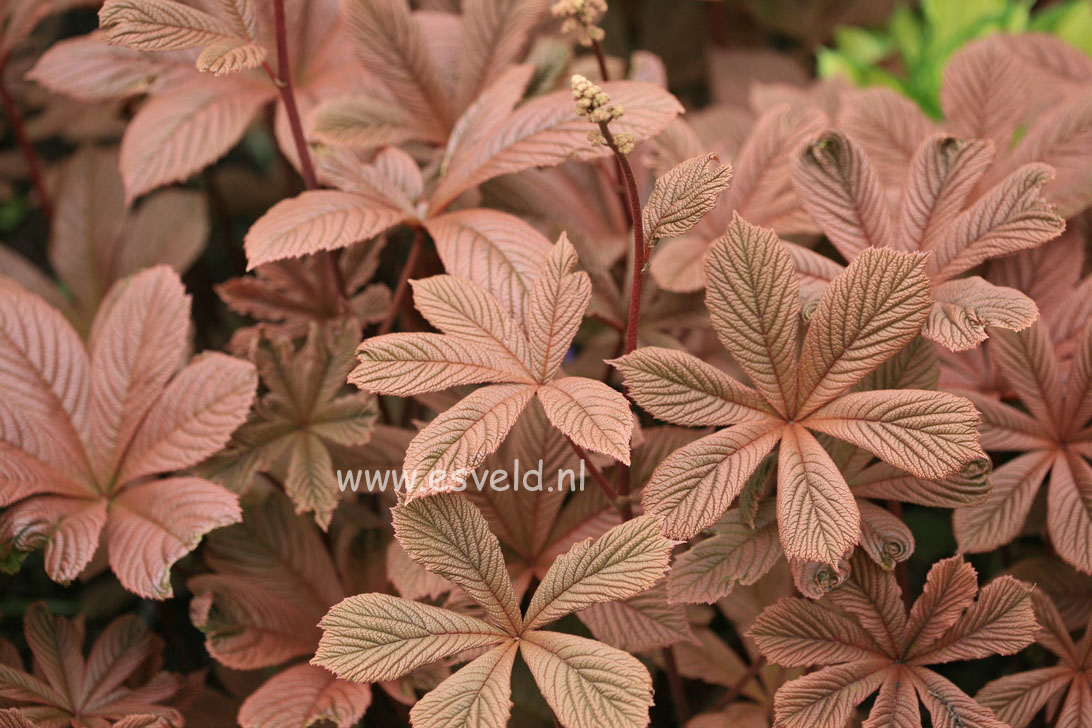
[565,437,618,502]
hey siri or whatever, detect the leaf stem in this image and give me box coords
[565,437,618,502]
[0,63,53,222]
[662,645,691,724]
[713,655,767,710]
[265,0,347,300]
[378,227,426,336]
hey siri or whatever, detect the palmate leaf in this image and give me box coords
[0,603,186,726]
[315,497,663,727]
[620,217,979,562]
[0,267,255,599]
[237,664,372,728]
[750,554,1036,728]
[352,234,630,497]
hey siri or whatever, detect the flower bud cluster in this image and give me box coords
[551,0,607,46]
[572,74,622,123]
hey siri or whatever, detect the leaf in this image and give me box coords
[909,666,1006,728]
[412,275,532,374]
[423,210,552,319]
[642,153,732,242]
[923,278,1039,351]
[202,492,344,619]
[901,557,979,657]
[941,38,1029,149]
[840,88,932,190]
[989,322,1064,435]
[26,34,181,101]
[975,667,1073,728]
[431,81,683,211]
[536,377,633,464]
[704,214,799,417]
[666,503,781,604]
[409,641,517,728]
[641,419,784,540]
[244,191,404,269]
[954,452,1054,554]
[88,266,190,484]
[0,278,90,478]
[525,234,591,383]
[285,432,338,529]
[99,0,237,52]
[898,135,994,252]
[610,347,773,427]
[106,477,241,599]
[118,352,256,483]
[792,130,893,259]
[519,630,653,728]
[312,593,510,683]
[803,390,981,479]
[1047,452,1092,574]
[402,384,536,499]
[777,425,859,565]
[392,493,522,634]
[196,38,266,76]
[0,497,105,584]
[50,146,127,309]
[909,576,1036,664]
[930,163,1065,282]
[189,574,319,669]
[772,660,889,728]
[237,664,372,728]
[342,0,452,140]
[456,0,548,109]
[1002,95,1092,219]
[119,75,273,201]
[578,580,695,652]
[309,96,415,149]
[795,248,932,417]
[351,333,531,397]
[523,515,674,631]
[858,500,914,570]
[749,597,884,667]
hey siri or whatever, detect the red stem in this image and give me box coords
[264,0,346,300]
[378,228,425,336]
[268,0,317,190]
[0,63,53,221]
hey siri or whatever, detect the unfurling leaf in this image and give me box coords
[642,153,732,243]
